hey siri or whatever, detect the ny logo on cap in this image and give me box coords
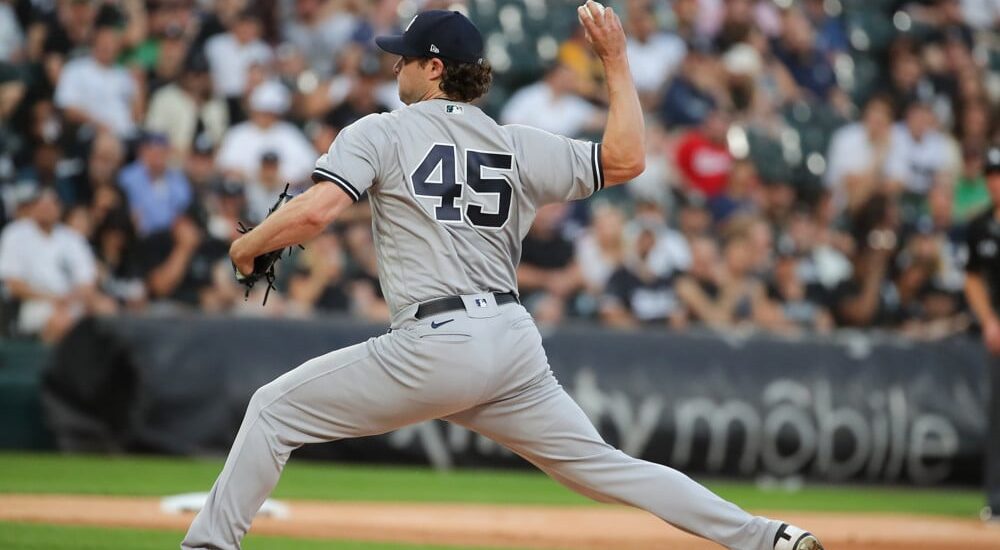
[475,298,489,308]
[430,44,440,54]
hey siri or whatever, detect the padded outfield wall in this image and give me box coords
[40,315,991,485]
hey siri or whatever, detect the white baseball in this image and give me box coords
[580,1,605,20]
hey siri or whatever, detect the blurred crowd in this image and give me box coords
[0,0,997,343]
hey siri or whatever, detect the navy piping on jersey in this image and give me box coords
[591,142,605,193]
[312,167,361,202]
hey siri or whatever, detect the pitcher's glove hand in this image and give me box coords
[232,183,301,306]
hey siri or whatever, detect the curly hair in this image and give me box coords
[438,59,493,103]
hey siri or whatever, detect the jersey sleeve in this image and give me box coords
[311,114,386,202]
[508,124,604,206]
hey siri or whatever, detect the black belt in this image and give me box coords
[415,292,519,319]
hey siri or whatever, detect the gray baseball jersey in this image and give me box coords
[311,98,604,314]
[183,98,786,550]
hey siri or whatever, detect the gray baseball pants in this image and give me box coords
[182,294,780,549]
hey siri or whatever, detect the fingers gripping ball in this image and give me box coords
[232,183,302,306]
[578,1,607,41]
[579,0,605,20]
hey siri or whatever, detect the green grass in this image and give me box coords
[0,452,987,517]
[0,522,500,550]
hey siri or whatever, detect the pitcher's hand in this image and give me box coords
[577,1,626,63]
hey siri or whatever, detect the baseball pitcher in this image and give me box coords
[182,4,823,550]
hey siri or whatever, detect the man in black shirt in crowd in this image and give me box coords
[964,146,1000,520]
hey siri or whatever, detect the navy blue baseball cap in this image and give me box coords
[375,10,484,65]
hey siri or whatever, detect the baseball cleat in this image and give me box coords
[773,523,824,550]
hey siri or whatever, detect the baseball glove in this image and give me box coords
[232,183,300,306]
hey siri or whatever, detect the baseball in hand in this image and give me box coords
[579,1,605,20]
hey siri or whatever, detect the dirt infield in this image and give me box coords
[2,494,1000,549]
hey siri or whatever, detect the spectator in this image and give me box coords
[14,139,73,205]
[677,194,714,239]
[91,207,145,311]
[29,0,99,89]
[894,228,969,339]
[955,100,994,152]
[145,53,229,161]
[118,132,192,237]
[53,22,141,138]
[953,145,992,223]
[772,8,841,104]
[774,9,838,101]
[658,46,724,128]
[708,158,759,222]
[323,55,392,131]
[634,198,692,277]
[244,151,288,223]
[0,187,116,342]
[881,39,941,116]
[625,0,686,109]
[759,177,796,231]
[500,63,603,137]
[184,136,220,191]
[205,178,249,243]
[287,230,350,316]
[831,194,901,327]
[670,0,700,42]
[216,81,315,185]
[675,230,775,330]
[767,244,834,333]
[674,107,733,199]
[73,130,126,209]
[302,49,383,119]
[556,22,606,103]
[802,0,848,56]
[825,95,908,213]
[781,207,852,292]
[0,0,23,62]
[517,203,584,324]
[137,214,230,310]
[600,222,686,329]
[204,9,273,113]
[131,14,190,92]
[894,101,956,199]
[575,202,626,295]
[283,0,360,78]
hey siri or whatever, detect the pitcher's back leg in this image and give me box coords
[446,371,780,550]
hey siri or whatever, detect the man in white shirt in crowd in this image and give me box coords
[54,22,140,139]
[500,62,604,137]
[893,101,957,196]
[205,9,273,105]
[824,94,908,213]
[216,81,315,185]
[625,0,686,108]
[0,187,116,342]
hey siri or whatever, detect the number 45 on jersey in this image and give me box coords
[411,144,513,229]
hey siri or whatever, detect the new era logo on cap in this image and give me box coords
[430,44,440,53]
